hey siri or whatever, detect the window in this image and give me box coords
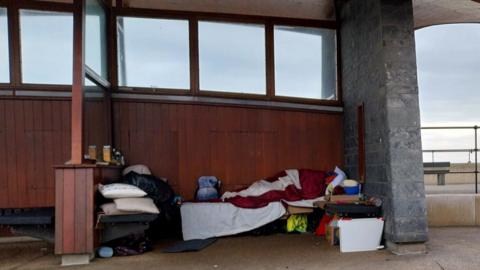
[86,0,107,79]
[20,10,73,84]
[199,21,266,94]
[274,25,337,100]
[0,8,9,83]
[115,16,338,103]
[117,17,190,89]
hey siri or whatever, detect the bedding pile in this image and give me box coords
[222,169,328,208]
[181,168,346,240]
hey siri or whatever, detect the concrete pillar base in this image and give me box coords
[386,241,427,255]
[61,254,93,266]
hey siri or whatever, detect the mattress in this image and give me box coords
[181,197,324,240]
[181,202,286,240]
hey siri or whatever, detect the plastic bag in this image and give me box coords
[122,171,174,205]
[195,176,221,201]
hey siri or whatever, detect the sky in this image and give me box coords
[415,23,480,163]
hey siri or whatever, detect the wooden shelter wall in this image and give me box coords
[112,101,344,200]
[0,98,342,208]
[0,98,107,208]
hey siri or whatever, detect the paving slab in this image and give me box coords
[1,227,479,270]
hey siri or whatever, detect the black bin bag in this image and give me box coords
[122,171,174,205]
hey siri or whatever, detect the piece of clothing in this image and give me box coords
[287,214,308,233]
[315,214,334,236]
[221,169,327,209]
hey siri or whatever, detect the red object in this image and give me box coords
[224,169,327,208]
[299,169,327,199]
[315,215,334,236]
[325,175,336,184]
[332,185,345,195]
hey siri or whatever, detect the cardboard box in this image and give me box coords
[287,205,314,215]
[325,218,340,246]
[326,225,340,246]
[326,195,360,203]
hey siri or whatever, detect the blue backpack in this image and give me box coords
[195,176,221,201]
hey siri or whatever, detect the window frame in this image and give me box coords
[0,6,10,85]
[85,0,109,83]
[113,9,342,106]
[273,24,338,101]
[197,18,267,97]
[19,8,74,86]
[0,1,341,106]
[116,15,192,91]
[0,0,75,92]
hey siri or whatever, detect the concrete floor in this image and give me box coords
[1,227,479,270]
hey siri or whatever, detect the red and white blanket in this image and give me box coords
[221,169,327,208]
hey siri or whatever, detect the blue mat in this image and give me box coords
[163,238,217,253]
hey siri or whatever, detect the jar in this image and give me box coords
[103,145,111,163]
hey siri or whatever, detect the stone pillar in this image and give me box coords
[336,0,428,248]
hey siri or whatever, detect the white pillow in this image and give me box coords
[98,183,147,199]
[122,165,151,176]
[114,198,160,214]
[100,203,142,216]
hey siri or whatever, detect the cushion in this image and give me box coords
[122,164,152,176]
[98,183,147,199]
[100,203,142,216]
[114,197,160,214]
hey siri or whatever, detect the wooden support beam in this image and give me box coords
[357,103,365,183]
[71,0,85,164]
[265,21,274,99]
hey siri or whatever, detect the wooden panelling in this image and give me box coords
[113,101,344,199]
[0,98,108,208]
[55,165,121,255]
[117,0,336,21]
[0,99,71,208]
[1,97,342,208]
[84,100,111,153]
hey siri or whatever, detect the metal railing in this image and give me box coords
[422,126,479,193]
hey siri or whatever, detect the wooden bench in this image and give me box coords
[423,162,451,185]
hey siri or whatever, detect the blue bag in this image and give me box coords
[195,176,221,201]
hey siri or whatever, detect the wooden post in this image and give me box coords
[357,103,366,183]
[71,0,86,164]
[55,165,121,266]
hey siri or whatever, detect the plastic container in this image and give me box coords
[343,179,360,195]
[344,185,360,195]
[103,145,111,162]
[97,246,113,258]
[337,218,384,252]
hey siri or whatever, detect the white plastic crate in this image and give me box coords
[337,217,384,252]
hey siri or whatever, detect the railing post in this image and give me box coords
[475,126,478,194]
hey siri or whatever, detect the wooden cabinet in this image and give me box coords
[54,164,121,261]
